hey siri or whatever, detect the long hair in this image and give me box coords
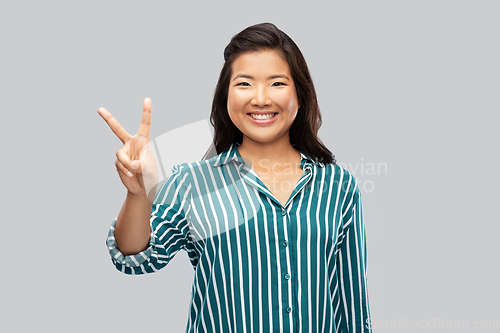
[204,22,336,165]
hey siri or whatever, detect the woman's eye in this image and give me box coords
[272,82,286,87]
[236,82,250,86]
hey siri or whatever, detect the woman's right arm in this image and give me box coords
[98,98,159,256]
[114,191,153,255]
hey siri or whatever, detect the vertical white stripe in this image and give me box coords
[270,196,283,330]
[322,166,335,332]
[282,211,293,333]
[220,164,245,332]
[296,189,305,332]
[247,187,263,332]
[353,204,365,332]
[226,166,248,333]
[315,167,325,332]
[360,200,371,329]
[257,193,274,332]
[338,253,350,331]
[346,233,357,332]
[327,168,344,268]
[305,166,313,333]
[239,175,258,333]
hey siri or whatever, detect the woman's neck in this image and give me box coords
[237,137,301,171]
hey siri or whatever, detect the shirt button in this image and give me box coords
[281,208,286,216]
[284,273,291,280]
[286,306,292,313]
[282,240,288,247]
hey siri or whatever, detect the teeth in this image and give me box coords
[250,113,275,120]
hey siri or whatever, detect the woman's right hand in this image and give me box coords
[98,98,159,200]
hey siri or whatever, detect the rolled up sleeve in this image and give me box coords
[106,163,194,275]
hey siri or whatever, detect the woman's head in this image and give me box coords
[209,22,336,165]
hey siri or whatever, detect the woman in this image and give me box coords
[99,23,371,333]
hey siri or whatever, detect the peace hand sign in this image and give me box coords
[98,98,159,200]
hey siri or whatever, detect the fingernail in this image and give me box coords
[128,171,134,177]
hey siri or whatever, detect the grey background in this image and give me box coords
[1,1,498,332]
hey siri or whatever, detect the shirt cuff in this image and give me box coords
[106,218,154,267]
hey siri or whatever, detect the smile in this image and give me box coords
[246,113,278,125]
[248,113,278,120]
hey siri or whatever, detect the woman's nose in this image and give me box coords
[251,87,272,107]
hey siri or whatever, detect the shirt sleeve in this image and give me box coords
[106,163,196,275]
[336,175,372,332]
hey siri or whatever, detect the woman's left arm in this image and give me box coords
[337,180,372,332]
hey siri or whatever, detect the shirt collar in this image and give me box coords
[212,142,324,168]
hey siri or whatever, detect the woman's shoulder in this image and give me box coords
[320,161,353,176]
[171,157,218,175]
[321,163,360,193]
[171,150,230,179]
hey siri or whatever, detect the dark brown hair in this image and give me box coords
[209,22,336,165]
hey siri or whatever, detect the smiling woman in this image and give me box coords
[100,22,372,333]
[209,23,335,167]
[228,50,300,149]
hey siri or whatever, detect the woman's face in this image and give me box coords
[227,50,300,147]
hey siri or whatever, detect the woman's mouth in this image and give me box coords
[248,113,277,120]
[247,113,278,124]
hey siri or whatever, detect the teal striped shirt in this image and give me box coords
[107,142,371,332]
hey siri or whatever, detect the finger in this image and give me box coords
[137,98,152,139]
[115,158,134,178]
[130,159,142,174]
[116,149,135,173]
[97,107,132,143]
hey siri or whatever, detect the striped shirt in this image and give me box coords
[106,142,372,332]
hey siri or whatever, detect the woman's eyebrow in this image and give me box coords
[232,74,290,81]
[232,74,253,81]
[268,74,290,80]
